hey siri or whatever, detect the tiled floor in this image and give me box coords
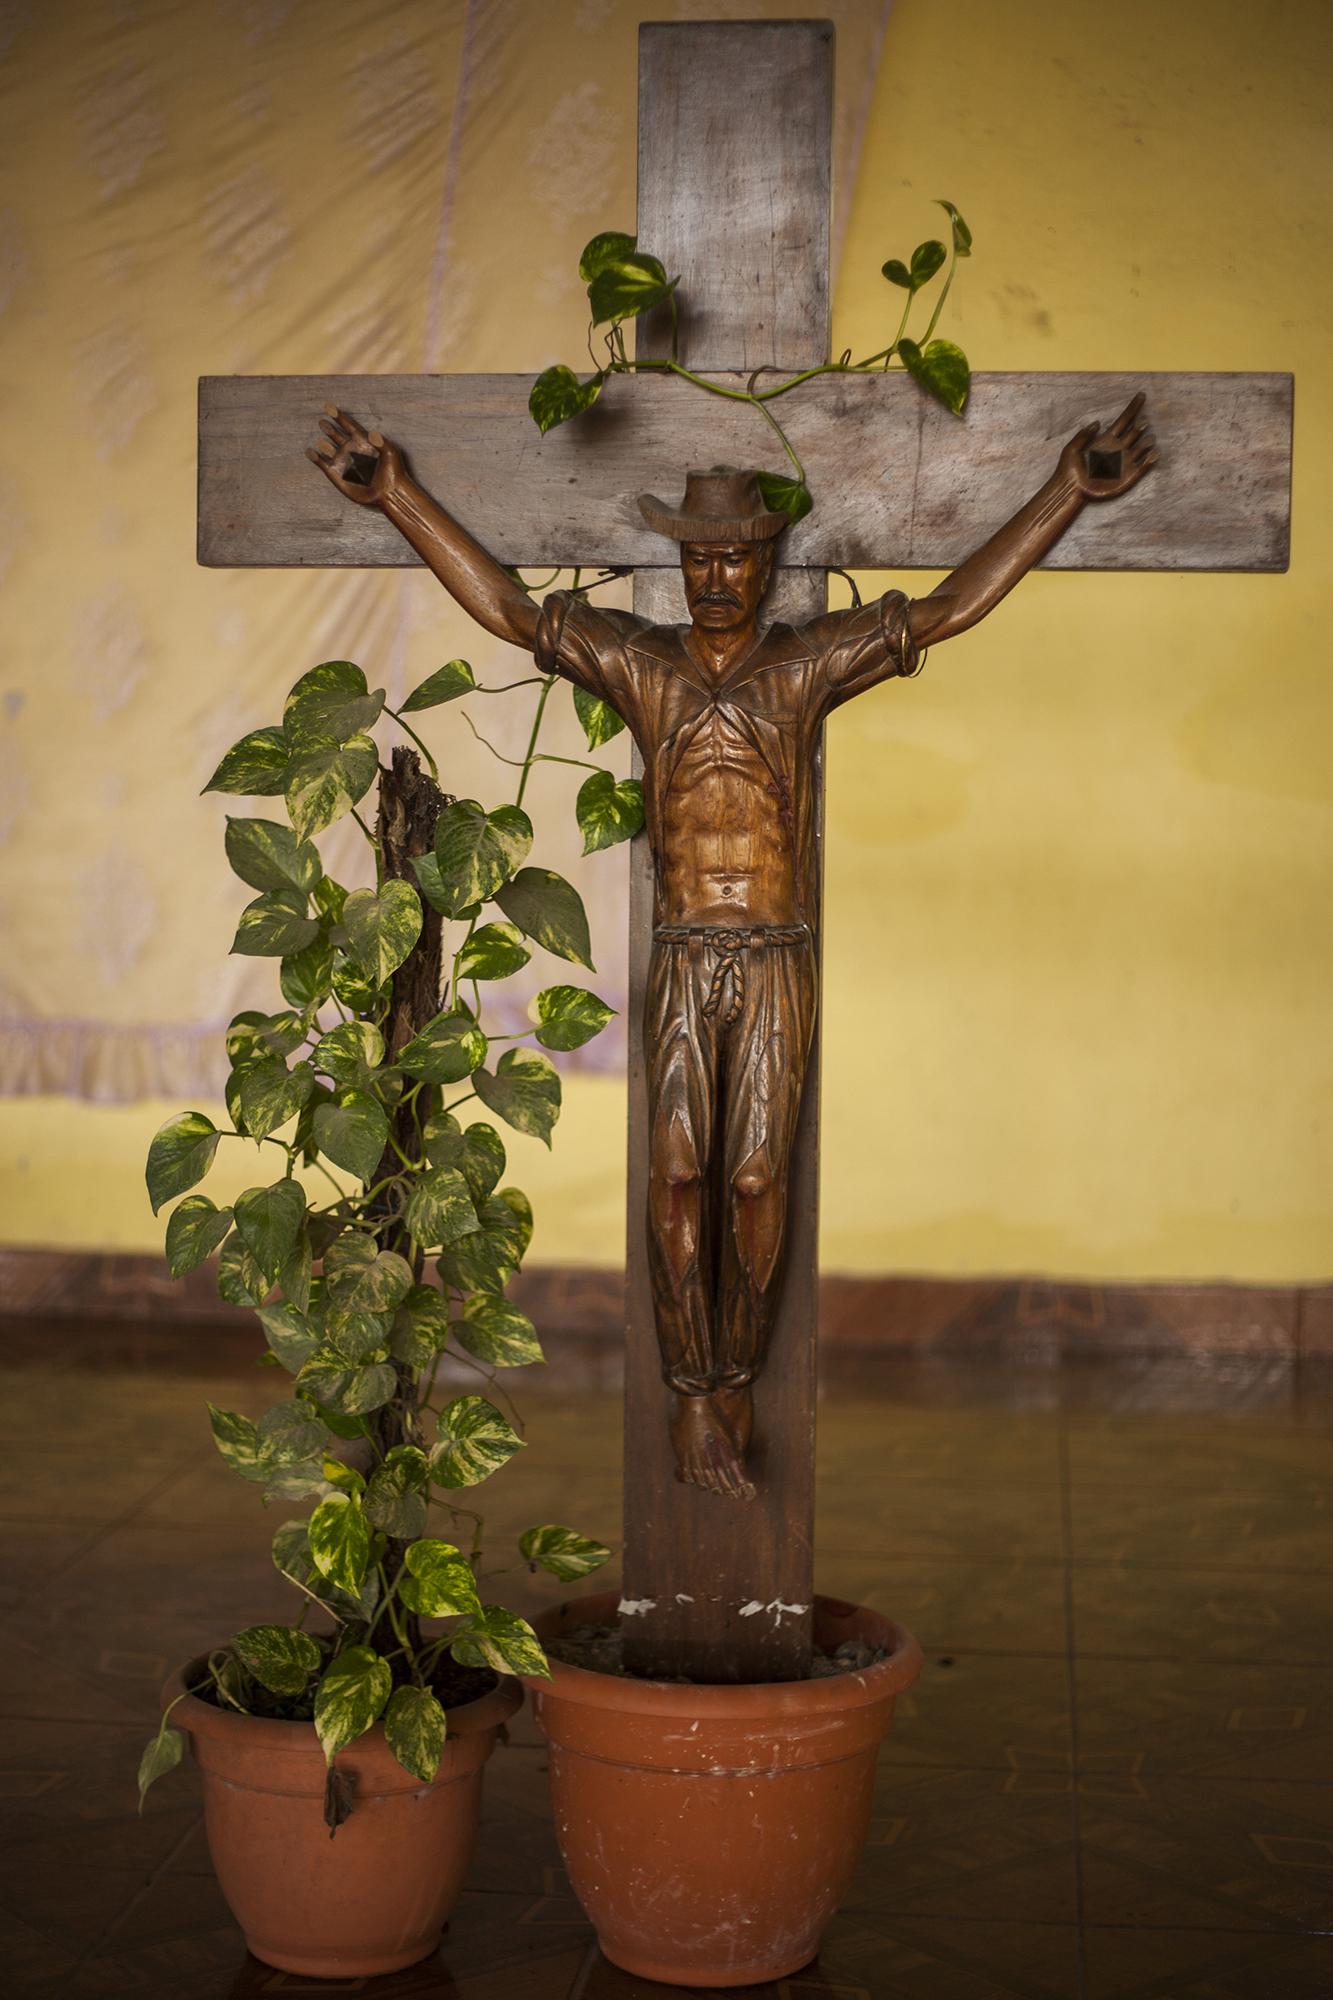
[1,1331,1331,1998]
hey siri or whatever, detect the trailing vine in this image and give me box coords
[529,200,974,522]
[139,581,637,1821]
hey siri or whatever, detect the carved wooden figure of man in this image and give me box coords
[310,396,1156,1501]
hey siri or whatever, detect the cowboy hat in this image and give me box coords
[638,465,789,543]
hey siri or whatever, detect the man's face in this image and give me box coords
[681,541,773,633]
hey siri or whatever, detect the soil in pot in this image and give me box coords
[522,1591,923,1989]
[546,1621,891,1680]
[167,1653,522,1978]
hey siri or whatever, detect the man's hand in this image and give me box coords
[907,387,1159,650]
[305,404,539,652]
[306,405,404,507]
[1058,392,1158,502]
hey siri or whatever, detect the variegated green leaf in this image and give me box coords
[165,1195,233,1277]
[340,880,422,985]
[431,1396,524,1489]
[146,1113,219,1215]
[529,363,605,436]
[313,1645,391,1764]
[399,1011,487,1086]
[457,921,530,982]
[308,1493,372,1594]
[324,1236,414,1311]
[450,1606,549,1679]
[398,1538,481,1618]
[473,1049,561,1146]
[519,1524,612,1582]
[257,1399,331,1465]
[285,733,379,843]
[404,1165,479,1251]
[494,867,593,969]
[572,685,625,750]
[137,1720,184,1809]
[237,1057,315,1140]
[280,935,334,1009]
[217,1232,268,1307]
[256,1300,320,1373]
[432,801,532,916]
[208,1403,267,1482]
[233,1179,308,1282]
[285,661,385,748]
[224,817,322,895]
[313,1021,384,1086]
[231,887,319,958]
[311,1089,389,1183]
[323,1305,391,1364]
[384,1684,446,1782]
[363,1450,429,1538]
[272,1519,379,1621]
[456,1294,543,1369]
[226,1010,307,1065]
[389,1284,452,1366]
[423,1117,507,1204]
[233,1623,322,1696]
[531,985,615,1052]
[578,230,637,283]
[400,659,475,712]
[574,770,643,855]
[203,726,289,798]
[295,1353,397,1416]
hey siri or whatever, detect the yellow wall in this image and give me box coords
[2,0,1330,1282]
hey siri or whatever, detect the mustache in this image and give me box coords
[694,589,742,607]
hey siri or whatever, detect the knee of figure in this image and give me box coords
[658,1146,702,1194]
[650,1160,702,1253]
[731,1156,774,1202]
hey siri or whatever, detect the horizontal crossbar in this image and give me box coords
[199,368,1291,574]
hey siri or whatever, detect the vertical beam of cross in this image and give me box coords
[620,20,834,1681]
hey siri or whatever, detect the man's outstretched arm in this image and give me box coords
[307,406,540,652]
[907,394,1157,649]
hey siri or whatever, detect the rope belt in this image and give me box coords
[653,923,810,1026]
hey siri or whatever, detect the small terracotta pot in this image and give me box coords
[524,1591,922,1988]
[164,1661,522,1977]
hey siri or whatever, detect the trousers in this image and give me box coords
[645,923,817,1395]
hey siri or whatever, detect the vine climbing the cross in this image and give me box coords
[529,198,975,522]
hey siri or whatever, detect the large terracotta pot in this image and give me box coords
[164,1661,522,1977]
[524,1591,922,1988]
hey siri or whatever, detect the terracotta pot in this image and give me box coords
[524,1591,922,1988]
[164,1661,522,1977]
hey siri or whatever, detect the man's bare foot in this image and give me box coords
[670,1392,756,1501]
[713,1383,753,1458]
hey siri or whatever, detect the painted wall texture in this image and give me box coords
[0,0,1327,1281]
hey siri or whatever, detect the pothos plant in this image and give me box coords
[138,588,639,1821]
[529,198,974,524]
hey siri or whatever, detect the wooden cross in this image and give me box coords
[198,20,1292,1683]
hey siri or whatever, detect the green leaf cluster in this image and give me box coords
[206,662,386,847]
[526,197,979,502]
[527,230,680,437]
[876,199,974,415]
[143,635,619,1814]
